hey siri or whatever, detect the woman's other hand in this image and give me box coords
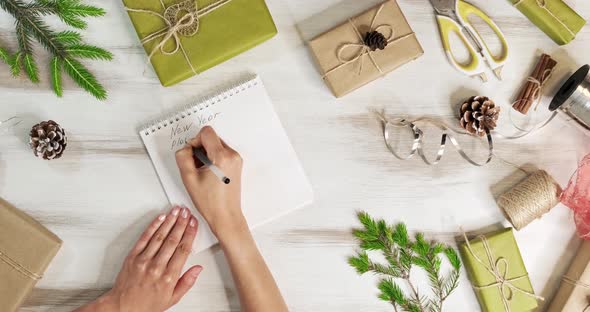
[75,206,201,312]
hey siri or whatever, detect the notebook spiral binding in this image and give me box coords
[141,77,259,136]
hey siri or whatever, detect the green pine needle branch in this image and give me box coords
[349,212,462,312]
[0,0,112,100]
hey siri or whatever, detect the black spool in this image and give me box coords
[550,64,590,111]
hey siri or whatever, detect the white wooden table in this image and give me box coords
[2,0,590,311]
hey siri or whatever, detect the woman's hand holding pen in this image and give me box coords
[175,126,247,242]
[176,126,288,312]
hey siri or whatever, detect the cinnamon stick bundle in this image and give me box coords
[513,54,557,115]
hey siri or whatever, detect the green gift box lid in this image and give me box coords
[509,0,586,45]
[123,0,277,86]
[459,228,539,312]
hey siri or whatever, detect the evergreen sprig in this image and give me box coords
[0,0,112,100]
[349,212,462,312]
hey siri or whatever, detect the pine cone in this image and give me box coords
[459,96,501,136]
[363,31,387,51]
[29,120,67,160]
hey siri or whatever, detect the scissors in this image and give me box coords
[428,0,509,82]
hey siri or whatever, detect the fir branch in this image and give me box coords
[393,223,410,247]
[16,23,34,55]
[16,22,40,83]
[23,4,52,15]
[358,211,378,234]
[441,248,461,300]
[55,30,82,45]
[444,247,462,271]
[378,279,406,307]
[62,57,106,100]
[0,47,10,64]
[0,0,111,99]
[349,212,462,312]
[23,53,39,82]
[50,56,62,96]
[35,0,105,29]
[10,52,22,76]
[66,44,113,60]
[371,262,402,278]
[348,251,370,274]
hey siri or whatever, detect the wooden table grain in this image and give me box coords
[1,0,590,311]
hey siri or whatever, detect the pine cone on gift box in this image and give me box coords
[459,96,501,136]
[29,120,67,160]
[363,31,387,51]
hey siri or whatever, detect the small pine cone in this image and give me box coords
[29,120,67,160]
[459,96,501,137]
[363,31,388,51]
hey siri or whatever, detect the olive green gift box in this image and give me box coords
[459,228,539,312]
[509,0,585,45]
[123,0,277,86]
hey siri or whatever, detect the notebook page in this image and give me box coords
[140,76,313,252]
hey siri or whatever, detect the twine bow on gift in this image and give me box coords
[125,0,234,74]
[462,233,544,312]
[561,275,590,312]
[322,4,415,78]
[513,0,576,37]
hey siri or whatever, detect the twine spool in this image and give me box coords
[497,170,562,230]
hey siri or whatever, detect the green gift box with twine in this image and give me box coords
[123,0,277,86]
[459,228,543,312]
[509,0,586,45]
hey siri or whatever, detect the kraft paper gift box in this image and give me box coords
[308,0,424,98]
[547,241,590,312]
[509,0,586,45]
[0,197,62,311]
[123,0,278,86]
[459,228,540,312]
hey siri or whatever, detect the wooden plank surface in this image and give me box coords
[1,0,590,311]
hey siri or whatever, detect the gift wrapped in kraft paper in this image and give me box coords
[509,0,586,45]
[123,0,277,86]
[308,0,423,98]
[459,228,543,312]
[547,241,590,312]
[0,197,62,311]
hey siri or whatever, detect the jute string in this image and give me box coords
[322,4,415,78]
[562,275,590,289]
[513,0,576,37]
[0,250,42,280]
[497,170,561,230]
[462,233,544,312]
[561,275,590,312]
[125,0,234,74]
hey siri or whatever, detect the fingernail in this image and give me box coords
[192,266,203,277]
[181,208,188,218]
[189,217,196,227]
[158,214,166,221]
[171,207,180,216]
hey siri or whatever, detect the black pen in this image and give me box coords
[192,148,231,184]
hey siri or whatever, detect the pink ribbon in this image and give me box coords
[561,154,590,239]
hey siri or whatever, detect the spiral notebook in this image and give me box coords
[140,76,313,253]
